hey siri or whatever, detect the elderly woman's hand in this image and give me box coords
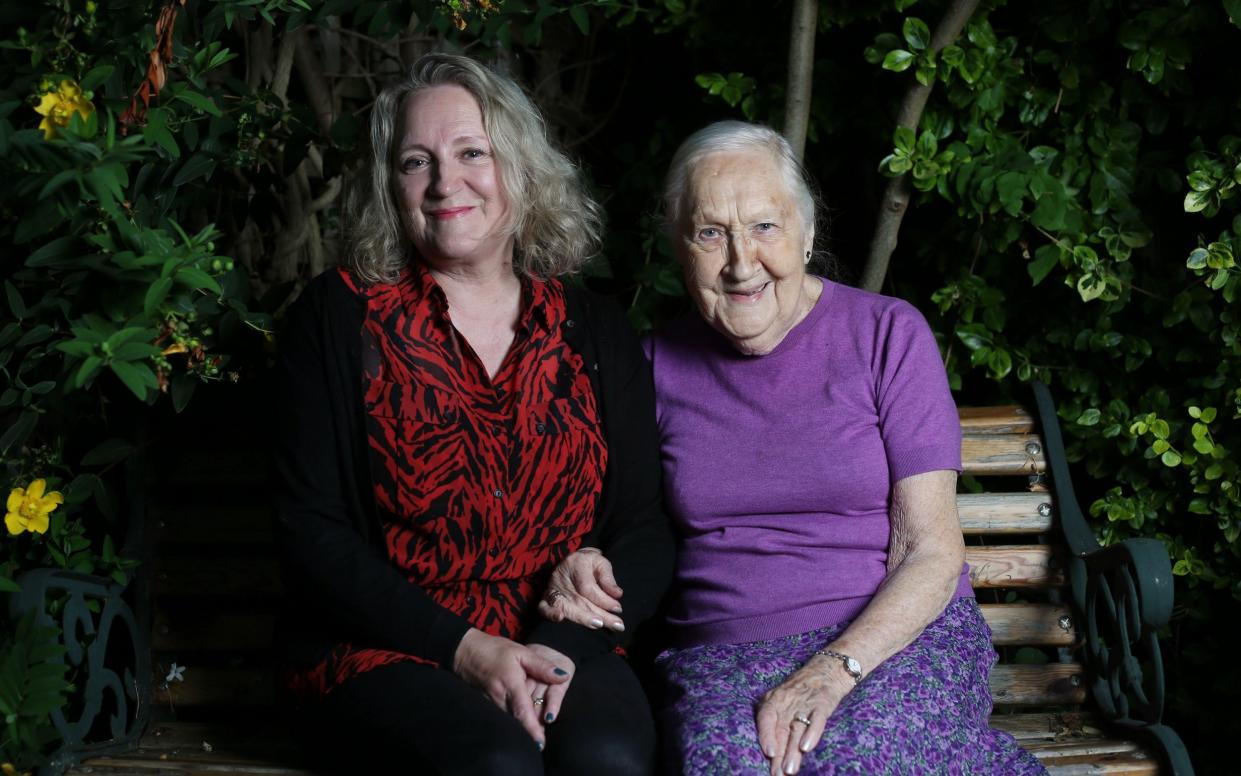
[453,628,571,748]
[755,656,855,776]
[538,547,626,633]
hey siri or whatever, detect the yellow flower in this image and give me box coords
[5,479,63,536]
[33,79,95,139]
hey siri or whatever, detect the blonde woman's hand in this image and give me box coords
[537,547,625,633]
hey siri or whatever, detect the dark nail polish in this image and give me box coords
[537,740,544,752]
[545,712,555,723]
[553,667,568,676]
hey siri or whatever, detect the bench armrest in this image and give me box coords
[7,568,151,776]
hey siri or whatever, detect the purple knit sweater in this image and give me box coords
[646,279,971,647]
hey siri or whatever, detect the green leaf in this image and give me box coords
[902,17,931,50]
[0,577,18,593]
[882,49,916,72]
[174,89,223,116]
[5,281,26,319]
[894,126,916,154]
[82,438,136,466]
[1187,248,1209,269]
[1161,450,1182,467]
[80,65,114,91]
[144,277,173,317]
[26,236,76,268]
[1028,245,1061,285]
[1077,408,1101,426]
[0,410,38,453]
[174,154,216,187]
[568,5,589,35]
[176,267,223,295]
[110,360,157,401]
[1225,0,1241,29]
[171,372,197,413]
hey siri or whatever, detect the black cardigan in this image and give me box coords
[273,268,674,672]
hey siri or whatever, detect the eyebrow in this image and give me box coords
[397,134,490,154]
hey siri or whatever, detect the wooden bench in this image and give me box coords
[12,382,1193,774]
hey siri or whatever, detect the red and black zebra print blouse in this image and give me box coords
[292,264,608,696]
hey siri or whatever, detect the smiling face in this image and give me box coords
[677,150,819,355]
[394,84,513,270]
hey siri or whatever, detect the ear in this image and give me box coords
[804,229,816,264]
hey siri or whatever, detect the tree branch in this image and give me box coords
[860,0,980,292]
[783,0,817,160]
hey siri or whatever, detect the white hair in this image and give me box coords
[662,120,818,242]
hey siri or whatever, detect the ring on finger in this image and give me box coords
[533,696,546,706]
[545,589,565,605]
[793,713,812,726]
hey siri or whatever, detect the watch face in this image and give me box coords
[845,657,862,675]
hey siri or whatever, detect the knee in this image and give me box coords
[548,724,655,776]
[458,727,543,776]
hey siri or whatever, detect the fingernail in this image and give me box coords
[612,606,623,614]
[784,763,797,775]
[800,741,812,753]
[553,667,568,676]
[610,621,625,632]
[764,746,775,758]
[537,740,545,752]
[590,618,604,628]
[545,712,555,723]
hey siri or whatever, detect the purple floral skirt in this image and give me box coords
[656,597,1047,775]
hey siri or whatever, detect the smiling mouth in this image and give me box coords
[724,281,771,302]
[427,206,474,219]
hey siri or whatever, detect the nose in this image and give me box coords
[724,233,759,280]
[428,158,461,198]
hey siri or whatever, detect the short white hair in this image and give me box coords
[662,121,817,241]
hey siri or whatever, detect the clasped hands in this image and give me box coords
[539,548,856,775]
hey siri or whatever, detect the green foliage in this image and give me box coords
[0,613,70,773]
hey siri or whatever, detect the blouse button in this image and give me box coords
[443,409,456,421]
[493,489,504,498]
[466,596,476,607]
[488,547,498,558]
[535,422,546,434]
[564,319,576,328]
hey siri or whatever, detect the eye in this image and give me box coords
[462,147,488,160]
[399,156,428,173]
[697,227,722,241]
[755,222,777,233]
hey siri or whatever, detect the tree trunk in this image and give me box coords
[860,0,980,292]
[783,0,817,161]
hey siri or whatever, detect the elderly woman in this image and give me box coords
[272,53,672,776]
[545,121,1046,775]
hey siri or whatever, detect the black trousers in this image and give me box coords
[300,651,656,776]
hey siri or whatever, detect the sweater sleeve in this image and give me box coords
[273,276,472,668]
[874,300,962,481]
[525,295,675,663]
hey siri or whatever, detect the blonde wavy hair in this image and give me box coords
[346,53,603,283]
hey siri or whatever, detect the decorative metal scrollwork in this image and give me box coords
[1079,540,1171,726]
[7,568,150,775]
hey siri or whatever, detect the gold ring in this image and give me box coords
[793,713,812,726]
[533,697,546,706]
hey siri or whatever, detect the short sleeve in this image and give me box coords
[874,302,962,481]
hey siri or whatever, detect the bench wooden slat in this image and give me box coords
[154,608,276,652]
[958,492,1055,534]
[990,712,1105,741]
[990,663,1087,705]
[959,405,1037,435]
[962,434,1047,475]
[1032,743,1159,776]
[980,603,1076,645]
[155,556,282,597]
[154,505,273,545]
[966,545,1067,588]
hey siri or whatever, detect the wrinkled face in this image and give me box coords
[677,150,816,355]
[394,85,512,268]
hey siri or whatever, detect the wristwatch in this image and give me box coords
[814,649,863,685]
